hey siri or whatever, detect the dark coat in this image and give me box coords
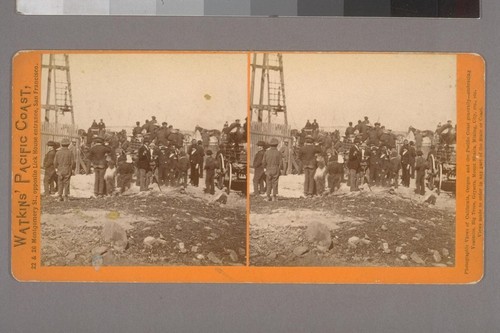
[253,149,265,170]
[204,156,216,172]
[43,149,56,170]
[409,146,417,164]
[155,127,170,146]
[348,144,361,171]
[299,144,320,169]
[177,156,190,172]
[89,144,111,168]
[189,145,203,165]
[400,145,410,164]
[137,145,151,170]
[54,147,75,176]
[262,147,282,176]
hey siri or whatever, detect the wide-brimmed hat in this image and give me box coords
[93,137,104,144]
[269,138,279,146]
[257,140,266,147]
[61,138,71,146]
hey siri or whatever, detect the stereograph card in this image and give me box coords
[11,51,484,283]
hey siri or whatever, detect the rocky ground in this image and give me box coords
[250,175,455,267]
[41,174,246,267]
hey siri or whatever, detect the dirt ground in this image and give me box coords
[250,175,455,267]
[41,175,246,267]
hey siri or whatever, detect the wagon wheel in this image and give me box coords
[216,154,225,190]
[225,162,233,195]
[427,155,436,191]
[437,163,443,195]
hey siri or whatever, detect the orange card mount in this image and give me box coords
[12,51,484,283]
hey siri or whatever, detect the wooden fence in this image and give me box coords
[250,121,293,173]
[41,122,85,174]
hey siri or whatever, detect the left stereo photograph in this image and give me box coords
[12,51,249,282]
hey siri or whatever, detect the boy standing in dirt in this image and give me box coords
[415,150,427,195]
[177,150,190,188]
[204,150,216,195]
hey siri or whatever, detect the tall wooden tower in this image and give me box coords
[250,53,288,125]
[42,54,75,125]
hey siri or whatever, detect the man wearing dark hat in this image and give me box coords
[164,143,178,186]
[188,139,203,187]
[262,138,282,201]
[345,122,355,137]
[369,145,380,186]
[54,138,75,201]
[43,141,57,196]
[378,145,391,186]
[400,139,411,187]
[204,150,216,195]
[157,145,169,186]
[89,137,111,197]
[252,141,266,195]
[98,119,106,131]
[348,138,361,191]
[299,135,321,197]
[132,121,142,137]
[311,119,319,131]
[142,119,150,134]
[137,138,152,191]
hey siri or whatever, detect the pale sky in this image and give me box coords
[41,52,456,134]
[41,53,248,132]
[256,53,457,132]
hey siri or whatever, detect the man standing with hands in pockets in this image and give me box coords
[262,138,282,202]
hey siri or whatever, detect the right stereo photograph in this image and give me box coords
[248,52,481,274]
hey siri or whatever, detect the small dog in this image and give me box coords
[104,161,117,195]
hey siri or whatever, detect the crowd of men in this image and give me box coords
[44,116,246,201]
[253,116,455,201]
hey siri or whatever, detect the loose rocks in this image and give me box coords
[306,222,332,248]
[293,246,309,256]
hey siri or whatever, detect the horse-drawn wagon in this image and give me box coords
[427,143,456,194]
[216,141,247,195]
